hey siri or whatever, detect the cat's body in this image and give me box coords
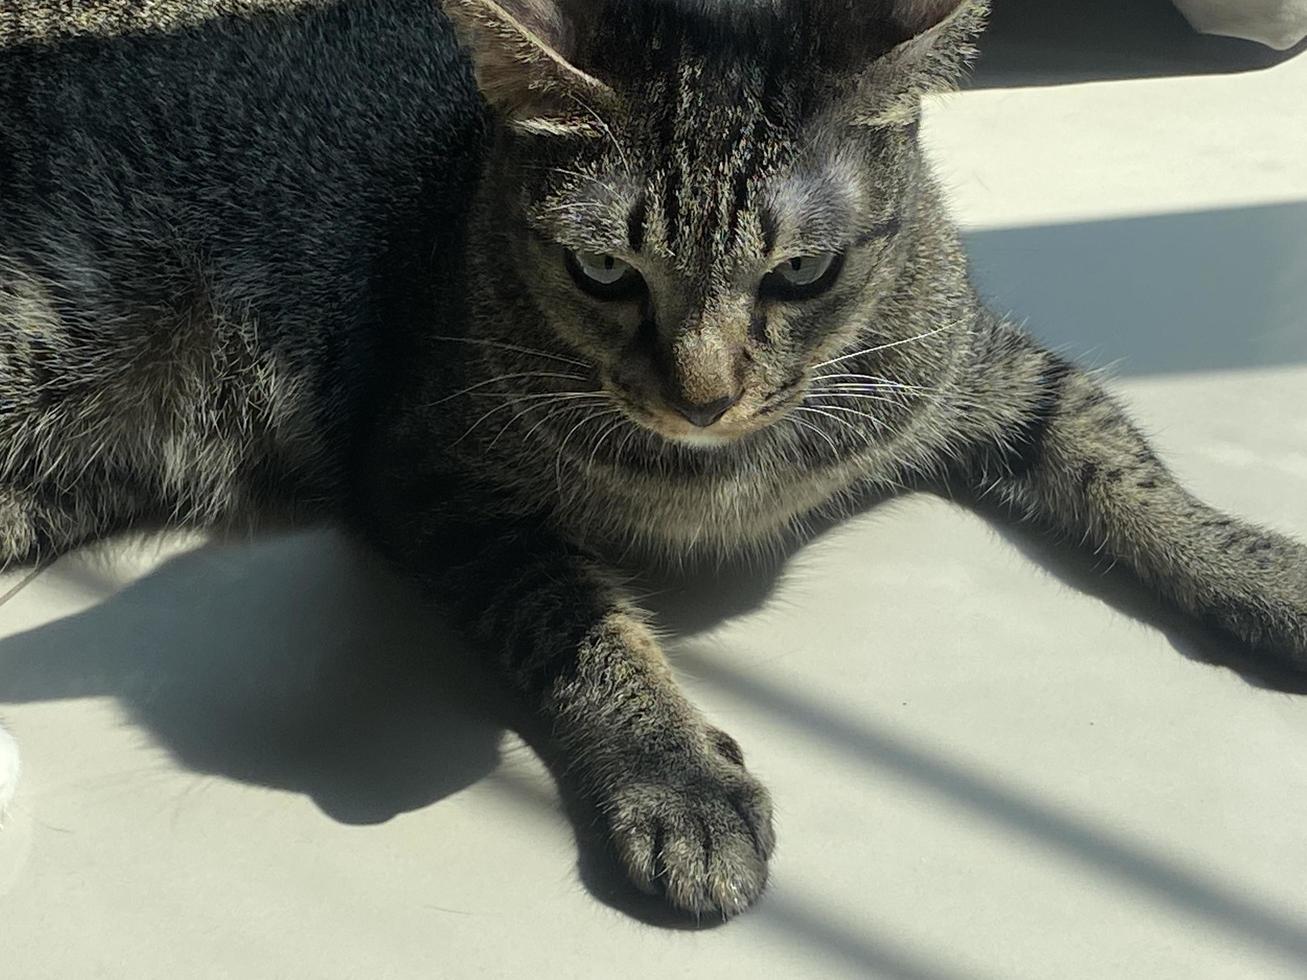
[1,0,484,551]
[2,0,1305,916]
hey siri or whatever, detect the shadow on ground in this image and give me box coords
[0,534,507,825]
[971,0,1305,88]
[4,504,1307,973]
[965,201,1307,376]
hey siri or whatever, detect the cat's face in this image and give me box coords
[511,87,921,447]
[449,0,983,447]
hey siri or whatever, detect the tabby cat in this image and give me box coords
[1,0,1304,918]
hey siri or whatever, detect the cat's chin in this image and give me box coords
[658,429,740,450]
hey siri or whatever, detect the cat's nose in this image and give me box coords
[667,392,740,428]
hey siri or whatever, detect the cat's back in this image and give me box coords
[0,0,483,528]
[1,0,480,289]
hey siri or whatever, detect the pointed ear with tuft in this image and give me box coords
[884,0,980,41]
[815,0,989,129]
[441,0,616,135]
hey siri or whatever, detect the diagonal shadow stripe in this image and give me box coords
[679,648,1307,967]
[964,201,1307,376]
[481,766,1002,979]
[757,893,1004,980]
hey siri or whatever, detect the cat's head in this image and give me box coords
[446,0,985,448]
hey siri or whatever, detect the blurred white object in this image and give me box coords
[1173,0,1307,49]
[0,722,17,820]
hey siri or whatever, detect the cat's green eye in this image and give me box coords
[761,252,844,301]
[564,249,645,301]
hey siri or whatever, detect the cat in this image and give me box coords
[1,0,1304,917]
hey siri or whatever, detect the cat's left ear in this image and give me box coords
[441,0,616,134]
[817,0,989,128]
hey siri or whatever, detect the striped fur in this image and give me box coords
[1,0,1303,919]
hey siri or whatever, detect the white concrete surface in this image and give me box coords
[3,29,1306,980]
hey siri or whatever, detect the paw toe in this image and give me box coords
[607,769,774,918]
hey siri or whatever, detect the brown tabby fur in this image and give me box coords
[1,0,1303,918]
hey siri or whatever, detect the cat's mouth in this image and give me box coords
[606,377,808,449]
[616,399,750,447]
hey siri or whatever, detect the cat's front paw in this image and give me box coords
[1211,560,1307,669]
[602,727,775,919]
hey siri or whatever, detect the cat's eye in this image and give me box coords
[761,252,844,301]
[564,249,645,301]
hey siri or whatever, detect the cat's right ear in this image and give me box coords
[813,0,989,128]
[441,0,616,135]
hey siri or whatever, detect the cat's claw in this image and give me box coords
[604,732,774,918]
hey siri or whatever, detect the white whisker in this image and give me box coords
[788,414,840,456]
[430,335,590,369]
[586,415,628,472]
[522,398,613,445]
[612,420,641,466]
[806,391,905,407]
[800,403,889,432]
[809,373,943,394]
[429,372,589,407]
[809,384,928,395]
[486,395,608,450]
[455,393,608,447]
[555,408,622,496]
[811,324,954,370]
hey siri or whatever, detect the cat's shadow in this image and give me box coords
[0,529,761,930]
[959,495,1307,696]
[0,533,509,826]
[1,505,1302,931]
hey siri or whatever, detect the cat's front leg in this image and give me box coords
[376,518,774,917]
[956,321,1307,666]
[541,608,774,917]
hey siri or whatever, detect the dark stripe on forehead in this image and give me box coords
[760,208,779,256]
[642,16,802,257]
[657,36,686,246]
[627,193,648,253]
[725,130,756,246]
[725,47,786,248]
[854,216,902,247]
